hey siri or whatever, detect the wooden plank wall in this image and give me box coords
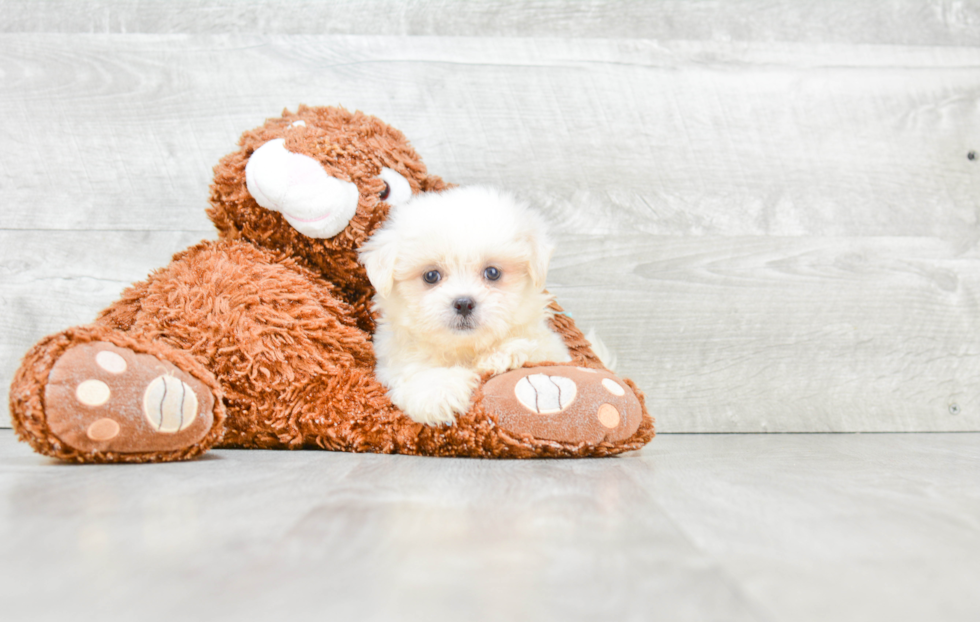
[2,1,978,431]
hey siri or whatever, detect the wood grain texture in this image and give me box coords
[2,0,980,46]
[1,30,978,431]
[1,35,978,237]
[2,431,979,621]
[551,235,980,432]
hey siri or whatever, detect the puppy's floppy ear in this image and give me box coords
[525,229,555,292]
[359,229,399,298]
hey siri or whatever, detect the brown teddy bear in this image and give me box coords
[8,106,655,463]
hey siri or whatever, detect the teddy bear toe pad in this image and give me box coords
[43,342,214,454]
[483,366,642,445]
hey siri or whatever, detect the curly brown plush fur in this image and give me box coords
[8,105,654,462]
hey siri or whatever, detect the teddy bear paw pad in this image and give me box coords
[483,366,642,445]
[43,342,215,454]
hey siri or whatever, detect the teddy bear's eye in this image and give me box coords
[378,168,412,205]
[423,270,441,284]
[484,266,501,281]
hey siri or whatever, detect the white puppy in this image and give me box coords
[359,186,571,425]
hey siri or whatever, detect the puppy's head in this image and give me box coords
[360,186,554,348]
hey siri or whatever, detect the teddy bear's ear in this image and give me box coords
[245,139,360,239]
[359,228,399,298]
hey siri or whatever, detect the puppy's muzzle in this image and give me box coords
[453,297,476,318]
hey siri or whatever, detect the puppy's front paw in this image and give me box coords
[475,339,535,376]
[476,351,528,376]
[390,367,481,426]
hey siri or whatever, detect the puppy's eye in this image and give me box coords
[379,180,391,201]
[484,266,501,281]
[423,270,441,284]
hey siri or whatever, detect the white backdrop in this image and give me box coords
[2,1,978,431]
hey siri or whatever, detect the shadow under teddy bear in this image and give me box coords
[9,106,655,463]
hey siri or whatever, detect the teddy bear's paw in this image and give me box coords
[43,342,215,455]
[481,366,642,445]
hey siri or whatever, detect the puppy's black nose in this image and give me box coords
[453,297,476,317]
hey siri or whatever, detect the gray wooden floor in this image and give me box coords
[1,429,978,622]
[2,0,978,433]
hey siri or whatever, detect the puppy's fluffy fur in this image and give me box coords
[359,186,571,425]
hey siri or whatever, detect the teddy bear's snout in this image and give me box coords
[244,138,360,239]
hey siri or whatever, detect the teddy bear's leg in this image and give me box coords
[9,325,224,463]
[406,363,653,459]
[94,239,423,453]
[477,365,652,449]
[436,304,655,458]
